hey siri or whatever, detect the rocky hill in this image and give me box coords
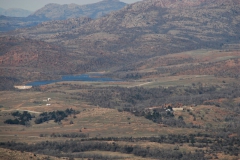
[29,0,127,20]
[0,8,32,17]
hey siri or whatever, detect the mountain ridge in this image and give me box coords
[28,0,127,20]
[0,0,127,32]
[0,8,32,17]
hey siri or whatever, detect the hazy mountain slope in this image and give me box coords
[29,0,127,20]
[0,8,32,17]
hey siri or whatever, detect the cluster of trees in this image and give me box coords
[134,108,194,128]
[4,111,33,125]
[35,108,79,124]
[120,106,191,127]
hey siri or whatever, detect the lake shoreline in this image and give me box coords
[25,73,121,86]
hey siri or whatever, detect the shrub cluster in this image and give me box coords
[4,111,33,125]
[35,108,79,124]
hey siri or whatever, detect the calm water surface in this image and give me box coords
[26,74,119,86]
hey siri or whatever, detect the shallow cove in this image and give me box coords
[26,74,120,86]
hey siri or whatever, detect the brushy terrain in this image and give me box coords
[0,0,240,159]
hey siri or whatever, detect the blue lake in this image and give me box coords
[26,74,120,86]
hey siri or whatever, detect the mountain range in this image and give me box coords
[0,0,240,87]
[29,0,127,20]
[0,8,32,17]
[0,0,127,32]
